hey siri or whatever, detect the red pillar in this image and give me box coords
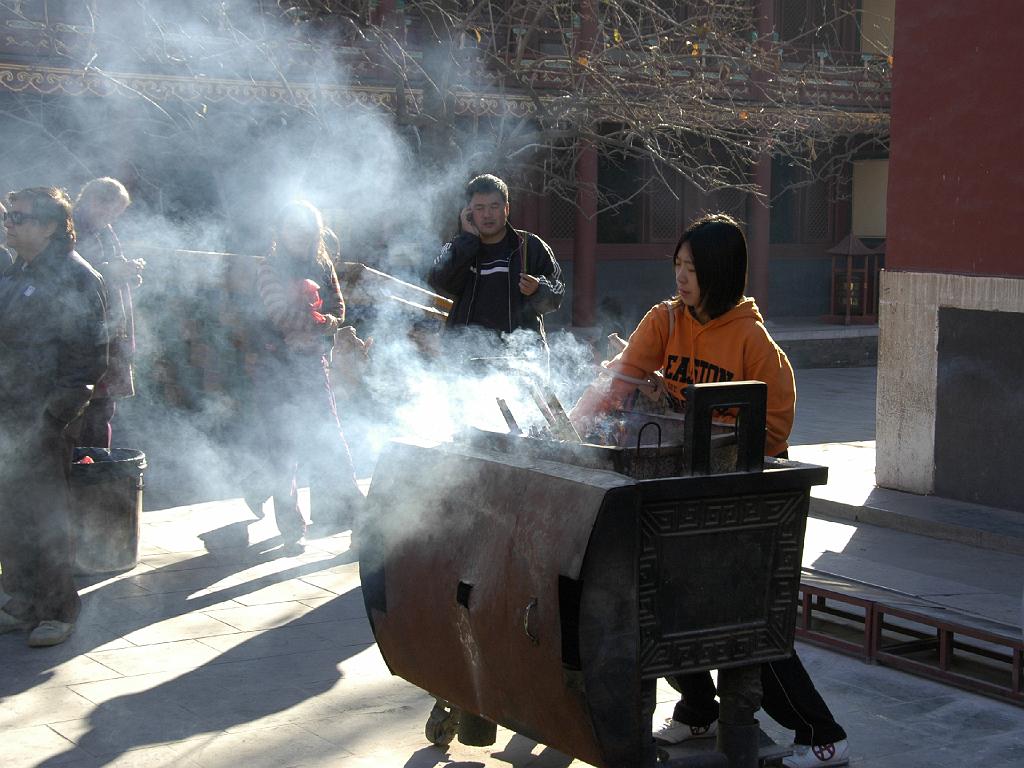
[573,141,598,327]
[754,0,777,75]
[572,0,599,328]
[748,156,772,309]
[372,0,396,26]
[747,0,776,311]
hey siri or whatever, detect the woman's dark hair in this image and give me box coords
[8,186,76,253]
[673,212,747,320]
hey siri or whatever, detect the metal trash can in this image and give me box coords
[70,447,146,575]
[360,382,828,768]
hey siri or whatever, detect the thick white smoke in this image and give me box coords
[0,4,611,534]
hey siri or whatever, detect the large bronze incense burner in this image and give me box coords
[359,382,827,767]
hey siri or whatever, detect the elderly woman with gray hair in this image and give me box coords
[72,176,145,449]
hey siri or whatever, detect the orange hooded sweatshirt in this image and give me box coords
[573,298,796,456]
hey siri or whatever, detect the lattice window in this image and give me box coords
[779,0,810,42]
[529,1,572,56]
[770,159,835,244]
[598,154,644,244]
[770,160,799,243]
[814,0,848,55]
[650,181,681,242]
[803,179,830,241]
[711,187,746,220]
[634,0,682,36]
[778,0,856,62]
[549,192,576,240]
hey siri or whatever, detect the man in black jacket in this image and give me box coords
[427,174,564,343]
[0,187,108,648]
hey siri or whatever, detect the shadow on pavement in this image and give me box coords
[0,519,358,701]
[33,586,366,767]
[398,733,575,768]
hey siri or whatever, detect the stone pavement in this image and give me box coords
[789,367,1024,627]
[790,367,1024,557]
[2,367,1024,768]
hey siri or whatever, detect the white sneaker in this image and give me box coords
[28,620,75,647]
[653,718,718,744]
[783,739,850,767]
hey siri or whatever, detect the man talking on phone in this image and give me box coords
[427,174,563,346]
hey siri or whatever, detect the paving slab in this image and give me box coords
[0,650,125,694]
[53,745,203,768]
[3,724,91,768]
[85,639,227,677]
[0,686,97,729]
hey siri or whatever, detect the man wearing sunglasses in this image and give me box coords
[0,187,108,648]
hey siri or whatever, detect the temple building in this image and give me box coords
[0,1,892,328]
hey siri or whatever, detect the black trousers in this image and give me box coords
[667,652,847,747]
[251,355,362,540]
[76,396,116,450]
[0,417,81,625]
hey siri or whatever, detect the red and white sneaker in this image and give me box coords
[783,739,850,767]
[653,718,718,744]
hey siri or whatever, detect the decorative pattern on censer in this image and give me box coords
[638,489,806,677]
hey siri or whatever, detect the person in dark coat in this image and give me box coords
[248,200,363,550]
[0,199,13,265]
[72,177,144,449]
[0,186,108,647]
[427,174,564,346]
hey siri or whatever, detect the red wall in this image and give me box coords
[887,1,1024,276]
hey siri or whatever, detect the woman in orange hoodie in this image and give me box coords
[570,213,794,456]
[571,214,849,768]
